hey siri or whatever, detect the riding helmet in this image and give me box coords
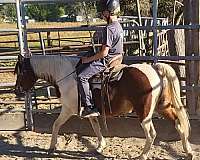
[100,0,120,15]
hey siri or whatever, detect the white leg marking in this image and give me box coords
[50,106,72,150]
[88,117,106,153]
[175,119,193,159]
[139,120,156,160]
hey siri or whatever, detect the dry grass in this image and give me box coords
[0,22,99,48]
[0,23,17,29]
[0,21,85,29]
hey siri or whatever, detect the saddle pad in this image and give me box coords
[110,64,127,79]
[91,64,127,89]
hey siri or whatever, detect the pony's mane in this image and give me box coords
[30,54,80,84]
[32,54,79,65]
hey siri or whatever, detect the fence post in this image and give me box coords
[136,0,145,55]
[152,0,158,58]
[184,0,200,115]
[16,0,24,55]
[47,31,52,47]
[39,32,46,55]
[16,0,34,130]
[25,91,33,131]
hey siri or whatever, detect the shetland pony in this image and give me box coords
[14,55,193,160]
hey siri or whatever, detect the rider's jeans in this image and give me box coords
[77,60,105,107]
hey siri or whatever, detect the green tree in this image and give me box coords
[0,4,16,22]
[120,0,151,17]
[63,2,97,20]
[63,4,76,17]
[0,0,181,23]
[157,0,183,23]
[26,4,47,21]
[26,4,65,21]
[46,4,65,20]
[157,0,174,19]
[0,5,4,21]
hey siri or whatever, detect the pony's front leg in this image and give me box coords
[88,117,106,153]
[49,106,72,153]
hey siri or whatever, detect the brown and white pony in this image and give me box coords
[14,55,193,160]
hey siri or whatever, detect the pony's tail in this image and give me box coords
[155,63,191,138]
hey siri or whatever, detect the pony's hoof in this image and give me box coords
[96,144,106,153]
[48,147,56,155]
[186,153,194,160]
[136,155,147,160]
[89,149,102,155]
[96,140,106,153]
[96,147,103,153]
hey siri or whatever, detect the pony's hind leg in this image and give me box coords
[49,105,72,153]
[155,63,193,159]
[175,118,193,159]
[139,119,157,160]
[88,117,106,153]
[159,106,193,159]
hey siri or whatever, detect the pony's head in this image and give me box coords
[14,55,37,95]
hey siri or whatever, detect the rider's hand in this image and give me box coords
[81,57,90,64]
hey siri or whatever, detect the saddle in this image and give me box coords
[90,54,125,89]
[78,55,127,116]
[89,55,127,114]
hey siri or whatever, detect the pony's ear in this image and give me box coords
[18,54,24,62]
[24,49,32,58]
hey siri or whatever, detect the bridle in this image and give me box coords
[15,57,37,93]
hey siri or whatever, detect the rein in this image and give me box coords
[56,69,77,84]
[32,69,77,92]
[55,56,83,84]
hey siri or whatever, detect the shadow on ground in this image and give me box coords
[34,113,200,143]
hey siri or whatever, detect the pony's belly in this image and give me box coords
[106,98,134,116]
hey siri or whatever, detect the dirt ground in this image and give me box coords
[0,119,200,160]
[0,64,200,160]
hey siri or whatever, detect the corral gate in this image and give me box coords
[0,0,200,131]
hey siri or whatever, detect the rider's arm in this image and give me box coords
[81,45,109,63]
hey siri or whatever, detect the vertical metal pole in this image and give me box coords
[16,0,24,56]
[172,0,177,25]
[47,31,51,47]
[22,3,33,130]
[58,31,61,48]
[136,0,145,55]
[185,0,200,115]
[193,1,200,115]
[21,3,28,51]
[25,91,33,131]
[16,0,33,130]
[152,0,158,58]
[39,32,46,55]
[39,33,51,109]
